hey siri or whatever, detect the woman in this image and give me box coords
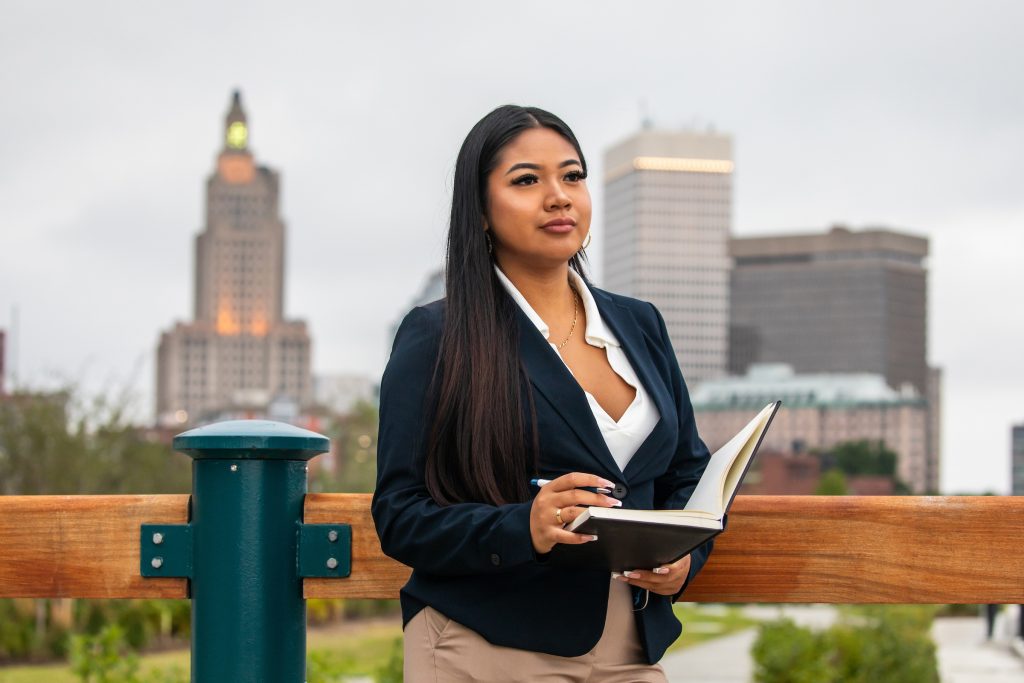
[372,105,714,682]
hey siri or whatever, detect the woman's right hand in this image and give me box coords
[529,472,622,554]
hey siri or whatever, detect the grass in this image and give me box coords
[0,649,188,683]
[0,607,753,681]
[0,622,404,683]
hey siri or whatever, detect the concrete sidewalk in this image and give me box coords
[659,607,1024,683]
[935,617,1024,683]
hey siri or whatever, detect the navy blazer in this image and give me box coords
[371,283,713,664]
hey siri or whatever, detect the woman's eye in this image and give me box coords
[565,170,587,182]
[511,174,538,186]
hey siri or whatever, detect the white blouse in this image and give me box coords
[494,266,659,473]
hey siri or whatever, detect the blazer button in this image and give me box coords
[611,483,628,500]
[490,553,501,566]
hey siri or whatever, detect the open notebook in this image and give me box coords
[548,401,781,572]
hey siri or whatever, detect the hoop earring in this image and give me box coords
[580,232,592,251]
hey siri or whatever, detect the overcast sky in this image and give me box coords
[1,1,1021,493]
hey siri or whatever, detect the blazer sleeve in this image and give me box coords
[371,306,537,576]
[647,302,715,597]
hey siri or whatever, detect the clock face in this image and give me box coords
[227,121,248,149]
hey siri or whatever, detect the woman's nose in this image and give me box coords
[546,186,572,211]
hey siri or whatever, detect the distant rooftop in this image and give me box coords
[604,127,734,182]
[730,225,929,262]
[691,363,923,410]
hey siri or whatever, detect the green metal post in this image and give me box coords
[172,420,329,683]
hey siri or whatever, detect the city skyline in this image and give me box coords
[1,2,1021,494]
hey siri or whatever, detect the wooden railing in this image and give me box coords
[3,494,1021,603]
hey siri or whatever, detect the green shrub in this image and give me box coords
[73,599,191,651]
[70,626,141,683]
[374,637,403,683]
[752,607,939,683]
[70,626,187,683]
[306,639,402,683]
[752,618,834,683]
[830,606,939,683]
[306,648,363,683]
[0,599,36,660]
[0,598,73,661]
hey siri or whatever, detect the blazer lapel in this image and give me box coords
[588,288,676,479]
[515,306,624,478]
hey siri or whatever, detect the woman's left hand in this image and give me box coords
[614,554,692,596]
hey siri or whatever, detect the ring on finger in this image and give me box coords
[555,508,564,524]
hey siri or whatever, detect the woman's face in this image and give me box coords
[485,127,591,270]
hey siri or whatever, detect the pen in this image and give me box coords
[530,478,612,494]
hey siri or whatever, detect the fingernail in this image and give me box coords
[611,572,623,579]
[599,478,615,488]
[613,575,628,582]
[587,535,598,542]
[606,497,622,507]
[653,567,669,575]
[623,571,639,578]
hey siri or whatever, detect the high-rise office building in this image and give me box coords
[156,91,312,426]
[729,226,928,394]
[602,128,733,385]
[729,225,938,492]
[1012,423,1024,495]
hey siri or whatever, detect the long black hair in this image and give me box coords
[424,105,590,506]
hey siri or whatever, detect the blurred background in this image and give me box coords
[1,1,1022,681]
[3,0,1022,494]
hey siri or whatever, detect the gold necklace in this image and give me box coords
[556,288,579,350]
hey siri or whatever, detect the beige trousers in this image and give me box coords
[403,579,668,682]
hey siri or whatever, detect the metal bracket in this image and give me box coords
[298,523,351,578]
[141,524,193,578]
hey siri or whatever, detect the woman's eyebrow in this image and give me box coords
[504,159,582,175]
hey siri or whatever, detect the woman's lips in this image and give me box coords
[541,218,576,234]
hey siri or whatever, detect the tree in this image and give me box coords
[818,439,911,493]
[323,400,380,494]
[0,390,89,494]
[815,468,848,495]
[0,386,189,495]
[828,440,898,477]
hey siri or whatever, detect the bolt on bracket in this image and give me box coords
[298,524,351,578]
[140,524,193,578]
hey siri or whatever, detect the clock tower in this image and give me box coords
[156,91,312,426]
[217,90,255,185]
[224,91,249,151]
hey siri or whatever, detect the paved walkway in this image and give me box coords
[935,617,1024,683]
[660,607,1024,683]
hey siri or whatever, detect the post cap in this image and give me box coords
[173,420,330,461]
